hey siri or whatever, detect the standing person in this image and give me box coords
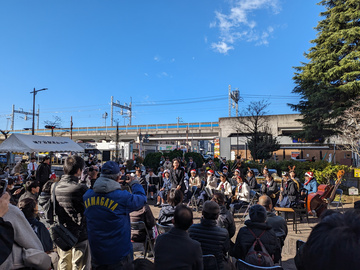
[163,157,172,171]
[154,205,203,270]
[53,156,90,270]
[83,161,147,269]
[170,158,185,193]
[186,157,197,175]
[36,156,51,191]
[27,157,38,176]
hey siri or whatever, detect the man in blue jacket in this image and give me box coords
[83,161,147,269]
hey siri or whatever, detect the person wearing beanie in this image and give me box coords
[189,200,230,270]
[83,160,147,269]
[233,204,281,264]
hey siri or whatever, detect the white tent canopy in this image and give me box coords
[0,133,84,153]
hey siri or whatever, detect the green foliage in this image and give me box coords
[290,0,360,141]
[248,133,280,161]
[135,156,144,165]
[184,152,204,169]
[143,152,163,170]
[312,164,352,185]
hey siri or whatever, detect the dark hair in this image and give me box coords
[172,158,180,165]
[7,177,15,186]
[25,180,39,192]
[167,188,183,206]
[42,155,50,162]
[300,210,360,270]
[212,192,225,205]
[18,198,37,219]
[203,211,219,220]
[63,156,85,175]
[220,174,226,180]
[174,204,193,230]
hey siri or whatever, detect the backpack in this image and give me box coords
[244,229,274,267]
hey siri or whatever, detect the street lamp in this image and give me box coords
[30,88,48,135]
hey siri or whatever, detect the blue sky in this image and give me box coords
[0,0,324,130]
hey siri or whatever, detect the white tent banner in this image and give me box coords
[0,133,84,153]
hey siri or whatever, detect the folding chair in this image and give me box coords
[156,223,172,235]
[130,221,155,258]
[328,189,344,212]
[234,190,258,220]
[203,254,219,270]
[236,259,283,270]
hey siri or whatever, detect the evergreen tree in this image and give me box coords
[290,0,360,142]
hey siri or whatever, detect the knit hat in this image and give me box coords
[305,172,314,179]
[202,201,220,215]
[249,204,267,223]
[101,161,120,175]
[207,170,214,175]
[190,169,196,174]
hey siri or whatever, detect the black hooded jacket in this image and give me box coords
[233,220,281,263]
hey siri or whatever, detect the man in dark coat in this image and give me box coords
[155,204,203,270]
[53,155,90,269]
[36,156,51,191]
[233,204,281,264]
[188,201,230,270]
[186,157,197,175]
[258,195,287,247]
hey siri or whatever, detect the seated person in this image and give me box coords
[156,170,172,206]
[229,174,250,215]
[145,169,159,200]
[216,175,232,198]
[188,201,230,270]
[246,169,259,190]
[258,195,287,248]
[303,172,318,194]
[158,188,184,226]
[212,193,236,239]
[230,169,240,188]
[135,169,147,193]
[18,198,53,252]
[130,203,156,243]
[233,204,281,264]
[295,210,360,270]
[155,205,203,270]
[261,174,279,206]
[197,170,218,204]
[279,172,299,207]
[18,180,40,202]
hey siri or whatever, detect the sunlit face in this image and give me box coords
[235,171,239,176]
[173,160,179,168]
[220,176,226,183]
[165,172,170,178]
[191,172,196,177]
[237,177,243,184]
[290,172,295,178]
[266,175,272,182]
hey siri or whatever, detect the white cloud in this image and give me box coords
[154,55,160,62]
[144,73,149,77]
[210,0,280,54]
[211,41,234,54]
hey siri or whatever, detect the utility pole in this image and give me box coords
[30,87,47,135]
[11,105,39,131]
[70,116,73,140]
[110,96,132,126]
[228,86,242,117]
[228,85,231,117]
[115,122,119,162]
[103,112,108,139]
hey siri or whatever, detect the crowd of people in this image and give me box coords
[0,154,359,270]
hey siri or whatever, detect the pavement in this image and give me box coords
[144,196,351,269]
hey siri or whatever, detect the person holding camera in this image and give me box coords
[83,161,147,269]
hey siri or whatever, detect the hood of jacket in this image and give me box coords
[93,176,121,193]
[244,219,272,230]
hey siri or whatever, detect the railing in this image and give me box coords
[8,122,220,136]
